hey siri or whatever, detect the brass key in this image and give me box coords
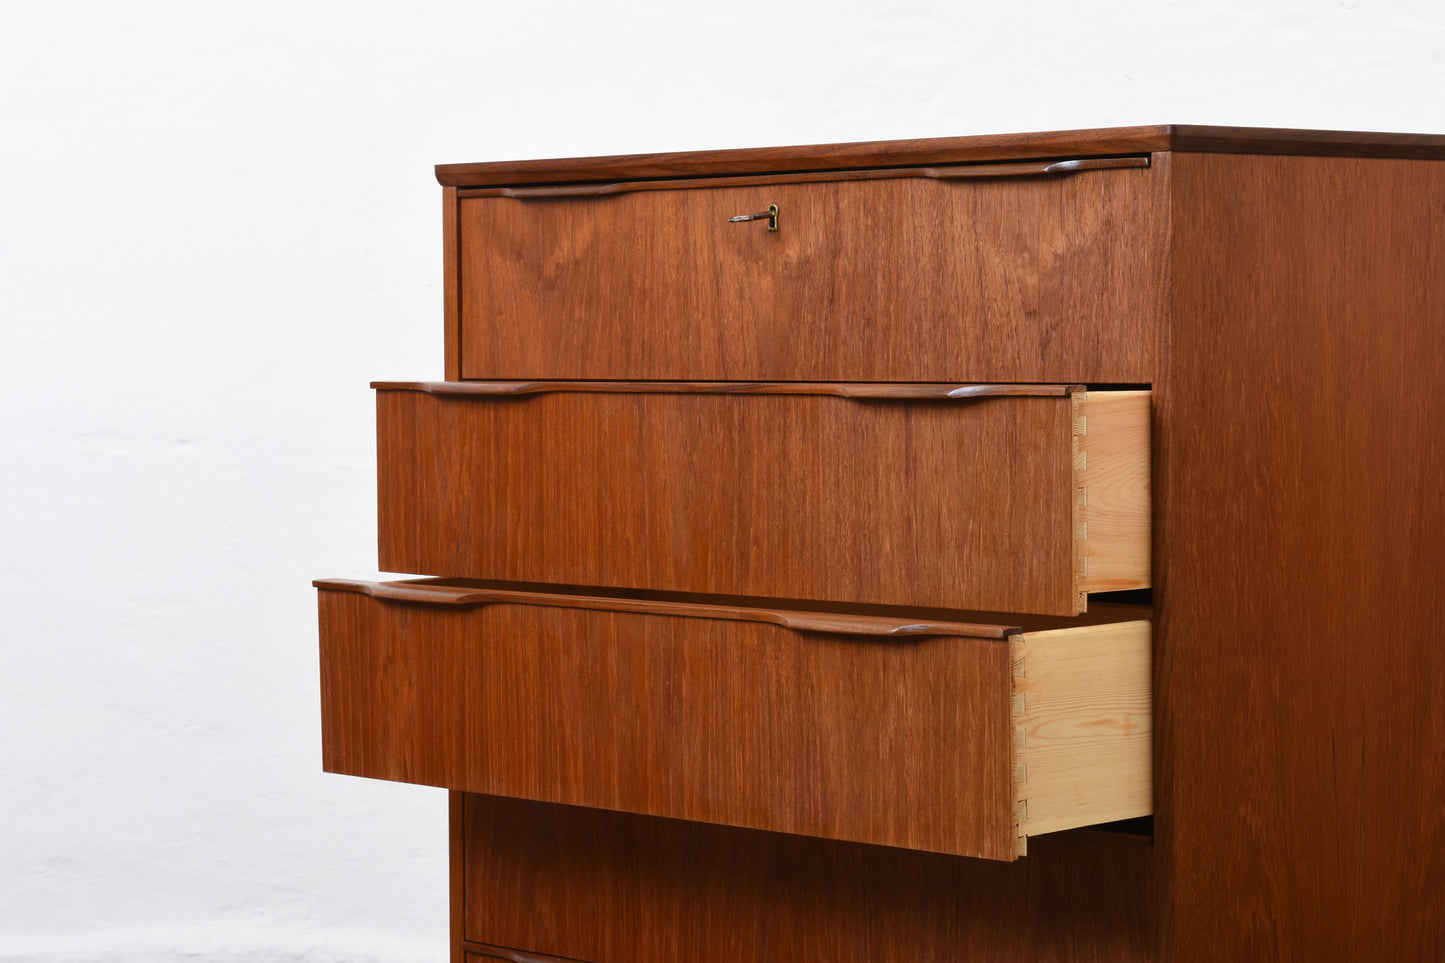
[727,203,779,232]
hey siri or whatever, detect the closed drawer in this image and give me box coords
[375,382,1149,615]
[317,578,1152,860]
[451,157,1165,383]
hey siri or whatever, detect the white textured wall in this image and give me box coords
[1,1,1441,960]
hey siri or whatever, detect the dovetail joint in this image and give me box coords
[1072,393,1089,609]
[1011,637,1029,854]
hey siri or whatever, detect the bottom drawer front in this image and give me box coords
[317,579,1150,860]
[460,794,1158,962]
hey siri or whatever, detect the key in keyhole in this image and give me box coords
[727,203,779,232]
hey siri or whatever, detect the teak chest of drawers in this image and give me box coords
[316,125,1445,962]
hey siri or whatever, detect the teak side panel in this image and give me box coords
[456,166,1163,382]
[459,794,1157,963]
[376,387,1080,614]
[1162,153,1445,960]
[317,587,1017,859]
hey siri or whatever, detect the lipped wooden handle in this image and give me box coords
[314,579,1018,640]
[369,380,1082,400]
[468,156,1149,199]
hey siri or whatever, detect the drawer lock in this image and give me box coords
[727,203,779,232]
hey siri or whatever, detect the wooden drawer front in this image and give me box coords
[375,383,1150,616]
[459,795,1157,963]
[452,159,1164,382]
[317,578,1152,860]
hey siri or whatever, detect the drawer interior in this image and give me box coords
[1010,620,1152,856]
[1075,389,1152,602]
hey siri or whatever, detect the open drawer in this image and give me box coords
[317,578,1151,860]
[375,382,1149,616]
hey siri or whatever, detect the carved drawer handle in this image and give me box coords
[460,157,1148,198]
[370,380,1082,400]
[314,579,1017,640]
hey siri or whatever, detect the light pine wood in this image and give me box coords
[1012,620,1153,855]
[1076,389,1153,596]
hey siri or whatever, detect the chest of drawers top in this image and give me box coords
[435,124,1445,187]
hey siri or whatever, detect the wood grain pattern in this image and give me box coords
[456,164,1165,382]
[318,584,1017,859]
[459,794,1157,963]
[1160,153,1445,960]
[434,125,1445,187]
[1013,620,1153,850]
[375,385,1089,614]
